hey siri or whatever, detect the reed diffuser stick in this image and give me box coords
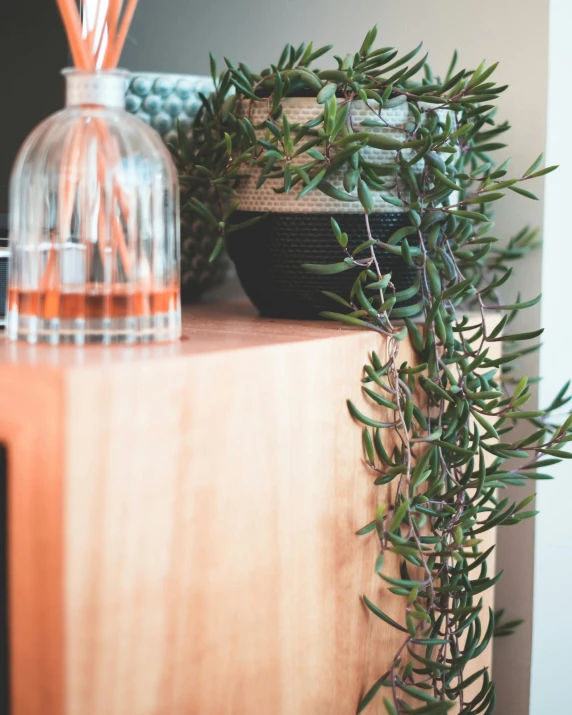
[53,0,140,287]
[105,0,139,68]
[56,0,138,70]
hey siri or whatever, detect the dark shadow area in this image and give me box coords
[0,444,8,715]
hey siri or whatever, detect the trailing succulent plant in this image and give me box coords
[173,27,571,715]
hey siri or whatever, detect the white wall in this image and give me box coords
[123,2,552,712]
[530,1,572,712]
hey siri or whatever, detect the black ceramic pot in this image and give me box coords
[227,211,416,319]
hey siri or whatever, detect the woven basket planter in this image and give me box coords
[229,97,444,318]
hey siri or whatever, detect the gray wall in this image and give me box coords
[123,3,550,712]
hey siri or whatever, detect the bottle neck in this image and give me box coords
[64,70,127,109]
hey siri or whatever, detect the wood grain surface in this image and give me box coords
[0,301,497,715]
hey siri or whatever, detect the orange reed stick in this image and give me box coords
[55,0,94,68]
[42,119,84,293]
[60,121,85,236]
[46,120,86,294]
[94,25,108,69]
[83,3,96,60]
[94,120,131,221]
[97,184,108,278]
[96,138,132,278]
[108,0,124,51]
[52,0,141,303]
[104,0,138,68]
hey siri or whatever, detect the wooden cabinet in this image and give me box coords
[0,301,494,715]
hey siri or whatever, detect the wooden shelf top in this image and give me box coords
[0,300,375,371]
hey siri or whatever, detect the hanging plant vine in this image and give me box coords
[173,28,571,714]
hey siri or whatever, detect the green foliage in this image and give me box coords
[172,28,568,715]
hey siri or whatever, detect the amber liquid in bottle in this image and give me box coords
[10,287,179,319]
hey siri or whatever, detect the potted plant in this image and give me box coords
[174,28,571,715]
[176,39,449,318]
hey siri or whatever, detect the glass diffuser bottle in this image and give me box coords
[8,69,181,344]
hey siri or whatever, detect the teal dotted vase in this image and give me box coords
[127,73,226,302]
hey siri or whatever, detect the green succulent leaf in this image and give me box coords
[358,179,375,214]
[301,261,353,275]
[367,134,404,151]
[363,595,408,633]
[318,82,337,104]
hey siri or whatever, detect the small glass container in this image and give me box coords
[8,69,181,345]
